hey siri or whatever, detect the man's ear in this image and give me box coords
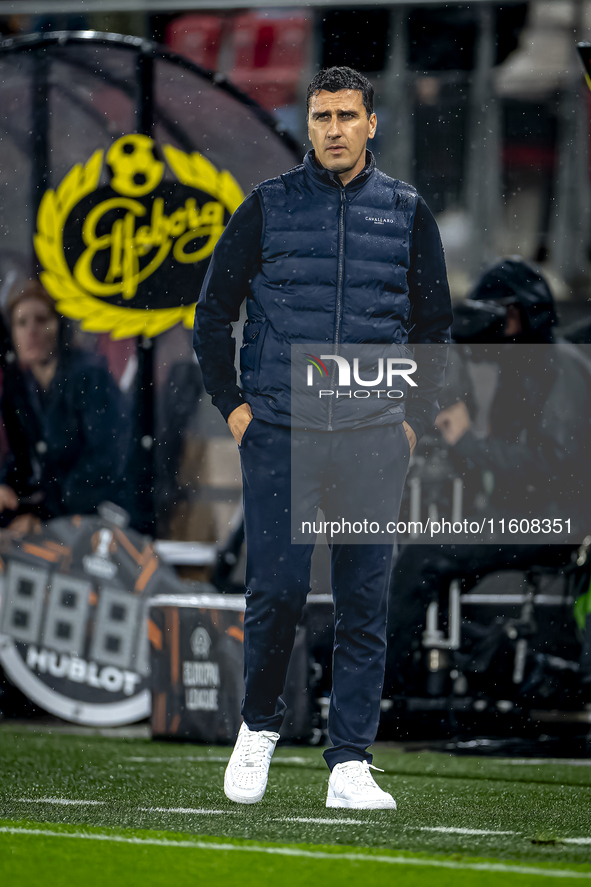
[368,113,377,139]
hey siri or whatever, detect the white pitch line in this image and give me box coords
[416,827,516,836]
[16,798,105,806]
[7,799,588,841]
[1,827,591,879]
[414,826,591,844]
[272,757,311,765]
[126,756,311,765]
[8,799,590,845]
[274,816,368,825]
[126,757,230,764]
[138,807,232,815]
[505,759,591,768]
[126,754,591,769]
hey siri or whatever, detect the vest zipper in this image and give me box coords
[327,186,346,431]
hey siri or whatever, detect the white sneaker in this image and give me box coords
[224,722,280,804]
[326,760,397,810]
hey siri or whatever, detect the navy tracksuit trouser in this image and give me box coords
[239,417,410,770]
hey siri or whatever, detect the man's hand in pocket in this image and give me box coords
[228,403,253,445]
[403,421,417,455]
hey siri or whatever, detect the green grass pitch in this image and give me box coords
[0,722,590,886]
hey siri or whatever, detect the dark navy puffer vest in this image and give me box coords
[240,150,419,430]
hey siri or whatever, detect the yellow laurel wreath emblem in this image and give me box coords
[34,138,244,340]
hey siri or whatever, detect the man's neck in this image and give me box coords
[338,152,368,186]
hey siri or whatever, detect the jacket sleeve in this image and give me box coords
[193,191,263,421]
[405,196,453,442]
[452,346,589,489]
[0,442,30,496]
[0,368,39,498]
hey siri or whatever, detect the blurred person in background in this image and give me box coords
[0,280,129,527]
[386,258,591,696]
[435,257,589,503]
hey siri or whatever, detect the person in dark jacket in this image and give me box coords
[194,67,452,808]
[436,258,590,523]
[386,258,591,696]
[0,280,129,524]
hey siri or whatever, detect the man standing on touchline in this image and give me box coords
[194,66,452,809]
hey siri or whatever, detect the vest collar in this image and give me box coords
[303,149,376,193]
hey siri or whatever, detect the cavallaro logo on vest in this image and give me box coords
[35,134,244,338]
[0,516,159,725]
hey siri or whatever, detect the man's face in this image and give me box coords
[307,89,377,185]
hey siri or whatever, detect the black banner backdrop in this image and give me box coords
[0,31,300,532]
[578,42,591,92]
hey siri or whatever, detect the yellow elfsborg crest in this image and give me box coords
[35,134,244,339]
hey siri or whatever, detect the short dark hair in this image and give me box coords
[306,67,374,118]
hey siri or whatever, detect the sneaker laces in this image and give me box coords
[339,760,384,787]
[238,729,279,769]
